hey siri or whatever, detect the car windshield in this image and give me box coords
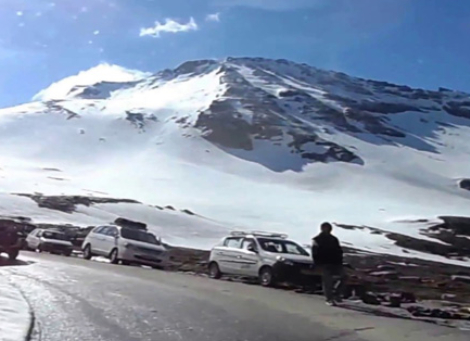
[42,231,68,241]
[257,238,309,256]
[121,228,160,245]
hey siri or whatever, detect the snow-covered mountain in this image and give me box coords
[1,57,470,262]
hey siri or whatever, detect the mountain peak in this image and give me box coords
[33,63,151,101]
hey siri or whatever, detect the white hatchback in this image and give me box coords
[82,225,167,268]
[209,231,314,287]
[26,228,74,256]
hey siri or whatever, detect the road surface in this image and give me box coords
[0,252,468,341]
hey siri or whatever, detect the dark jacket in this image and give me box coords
[312,233,343,265]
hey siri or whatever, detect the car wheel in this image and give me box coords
[259,266,276,287]
[8,250,19,260]
[64,251,72,257]
[121,260,131,266]
[151,265,164,270]
[109,248,120,265]
[209,262,222,279]
[83,244,93,260]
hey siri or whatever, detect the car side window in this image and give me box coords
[241,238,257,252]
[36,230,43,237]
[100,227,112,235]
[223,237,242,248]
[285,243,303,255]
[105,227,118,237]
[93,226,105,234]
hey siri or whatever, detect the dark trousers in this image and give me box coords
[319,264,347,301]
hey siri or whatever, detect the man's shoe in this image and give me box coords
[326,300,337,306]
[335,298,343,304]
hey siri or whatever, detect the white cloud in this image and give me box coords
[206,12,220,22]
[140,17,198,38]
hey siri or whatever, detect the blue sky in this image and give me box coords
[0,0,469,107]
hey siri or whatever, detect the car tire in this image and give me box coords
[121,260,131,266]
[109,248,120,265]
[151,265,164,270]
[259,266,276,287]
[83,244,93,260]
[209,262,222,279]
[8,250,19,261]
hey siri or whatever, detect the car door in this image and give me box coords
[216,237,243,275]
[101,226,118,256]
[239,238,261,277]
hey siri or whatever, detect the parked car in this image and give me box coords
[209,231,315,287]
[0,223,22,260]
[26,229,74,256]
[81,225,167,268]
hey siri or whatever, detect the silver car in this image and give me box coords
[26,228,74,256]
[208,231,314,286]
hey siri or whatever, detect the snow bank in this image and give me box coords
[0,276,32,341]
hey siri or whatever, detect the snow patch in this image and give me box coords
[0,276,32,341]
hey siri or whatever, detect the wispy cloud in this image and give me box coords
[140,17,198,38]
[206,12,220,22]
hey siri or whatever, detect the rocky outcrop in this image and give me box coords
[459,179,470,191]
[125,111,158,130]
[444,101,470,119]
[16,194,140,213]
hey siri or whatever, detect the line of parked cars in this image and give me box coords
[0,216,169,270]
[2,218,316,288]
[19,219,168,269]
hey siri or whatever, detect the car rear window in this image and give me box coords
[121,228,160,245]
[43,231,68,240]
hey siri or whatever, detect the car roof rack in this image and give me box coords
[230,230,288,239]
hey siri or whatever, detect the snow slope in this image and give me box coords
[1,57,470,263]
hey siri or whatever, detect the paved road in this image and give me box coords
[1,252,468,341]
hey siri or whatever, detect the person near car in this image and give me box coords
[311,222,347,306]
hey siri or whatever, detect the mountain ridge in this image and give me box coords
[0,56,469,264]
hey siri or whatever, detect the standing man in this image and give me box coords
[312,222,347,306]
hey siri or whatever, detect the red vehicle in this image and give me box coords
[0,223,22,260]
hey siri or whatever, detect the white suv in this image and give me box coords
[82,225,167,268]
[208,231,314,287]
